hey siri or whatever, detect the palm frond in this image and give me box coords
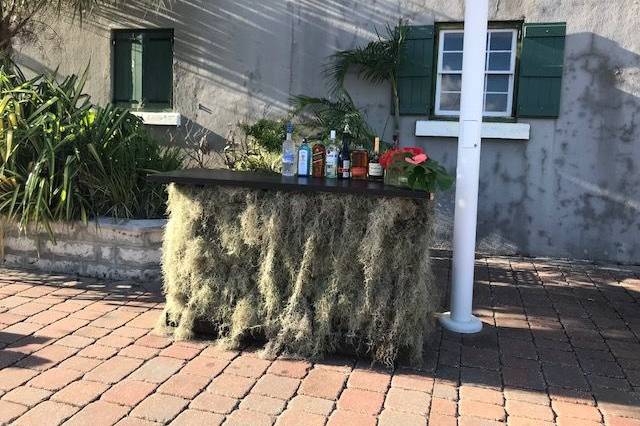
[325,21,408,94]
[292,94,375,143]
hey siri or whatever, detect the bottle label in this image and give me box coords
[312,146,326,177]
[298,151,309,175]
[283,153,294,163]
[341,160,350,178]
[351,166,367,178]
[368,163,383,177]
[325,151,337,178]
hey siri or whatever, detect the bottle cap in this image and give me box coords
[330,130,336,140]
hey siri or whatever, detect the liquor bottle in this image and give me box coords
[325,130,339,179]
[350,147,368,180]
[312,142,326,178]
[368,137,383,182]
[297,138,311,176]
[281,123,296,177]
[338,125,351,179]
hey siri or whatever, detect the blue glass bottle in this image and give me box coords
[297,137,311,176]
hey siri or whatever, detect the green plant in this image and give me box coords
[222,118,291,174]
[80,105,182,219]
[325,21,408,139]
[0,64,182,238]
[0,65,93,235]
[238,118,287,153]
[380,147,453,192]
[291,93,375,147]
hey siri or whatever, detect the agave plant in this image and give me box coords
[324,21,408,139]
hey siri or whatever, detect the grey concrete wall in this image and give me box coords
[2,219,164,280]
[15,0,640,264]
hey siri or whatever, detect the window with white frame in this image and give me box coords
[435,29,518,117]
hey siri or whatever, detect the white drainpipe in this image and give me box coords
[439,0,488,334]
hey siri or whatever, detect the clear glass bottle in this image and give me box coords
[281,123,296,177]
[325,130,339,179]
[297,137,311,176]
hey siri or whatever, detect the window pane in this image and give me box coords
[442,52,463,71]
[440,93,461,111]
[441,74,462,91]
[486,75,509,92]
[488,52,511,71]
[443,33,464,51]
[490,32,513,51]
[485,93,508,112]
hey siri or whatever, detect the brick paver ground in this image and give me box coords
[0,255,639,425]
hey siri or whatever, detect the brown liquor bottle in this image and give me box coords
[350,148,368,180]
[311,143,326,178]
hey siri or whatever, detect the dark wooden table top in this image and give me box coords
[147,168,430,200]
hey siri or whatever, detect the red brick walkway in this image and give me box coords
[0,256,639,425]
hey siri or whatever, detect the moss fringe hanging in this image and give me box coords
[159,183,443,366]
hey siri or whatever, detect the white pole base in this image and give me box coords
[439,312,483,334]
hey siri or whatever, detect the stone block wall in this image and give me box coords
[1,218,164,281]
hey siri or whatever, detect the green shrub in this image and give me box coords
[238,118,287,153]
[223,118,288,174]
[0,64,181,236]
[80,105,182,220]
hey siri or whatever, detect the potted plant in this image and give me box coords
[380,147,454,194]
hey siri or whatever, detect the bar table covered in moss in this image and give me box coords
[148,168,442,366]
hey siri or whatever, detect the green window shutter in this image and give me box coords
[142,31,173,108]
[397,25,434,115]
[516,23,566,118]
[113,33,142,106]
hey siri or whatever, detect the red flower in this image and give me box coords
[380,146,427,170]
[380,148,400,170]
[401,147,425,157]
[405,153,428,165]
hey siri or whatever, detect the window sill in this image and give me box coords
[415,120,530,140]
[131,111,182,126]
